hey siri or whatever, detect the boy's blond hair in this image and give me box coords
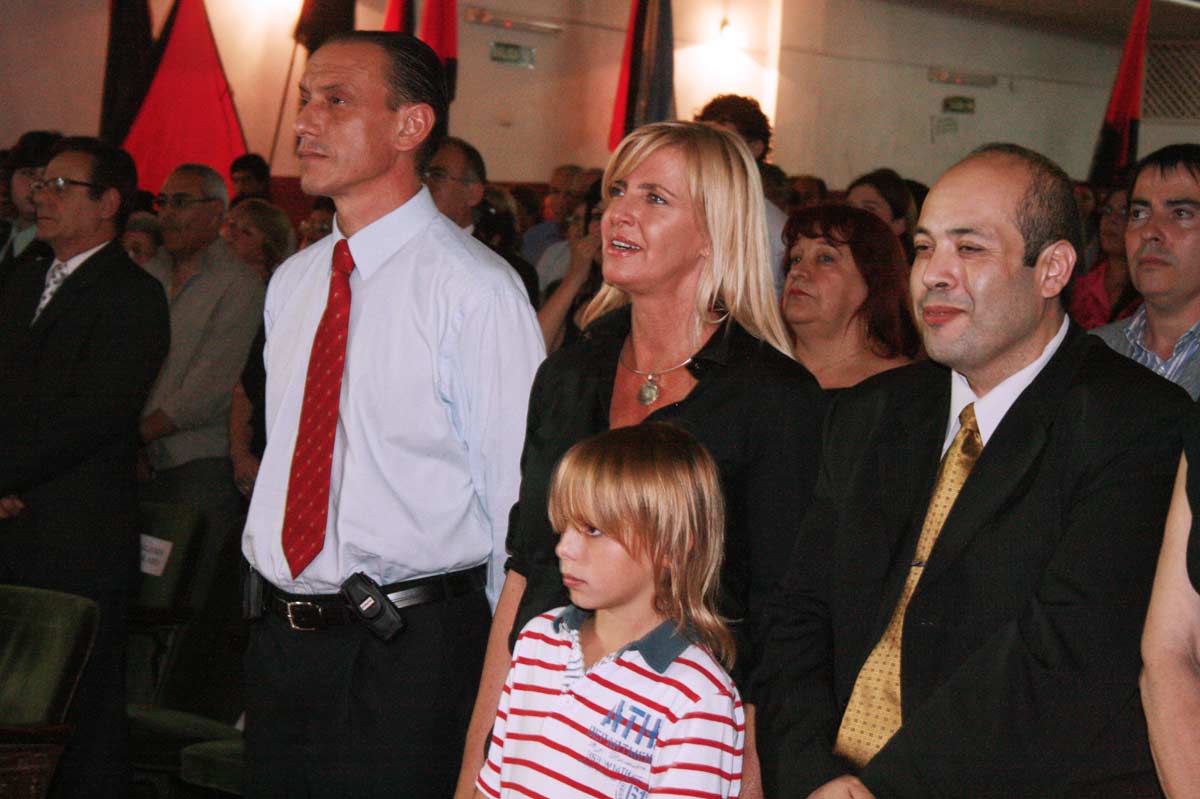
[547,423,735,668]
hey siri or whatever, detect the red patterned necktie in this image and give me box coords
[281,239,355,578]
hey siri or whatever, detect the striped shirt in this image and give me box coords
[477,606,744,799]
[1093,307,1200,399]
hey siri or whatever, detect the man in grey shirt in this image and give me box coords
[1093,144,1200,399]
[141,163,263,602]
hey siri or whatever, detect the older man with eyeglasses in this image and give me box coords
[0,137,169,799]
[140,163,264,610]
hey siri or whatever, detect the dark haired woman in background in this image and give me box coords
[846,167,918,263]
[782,204,920,388]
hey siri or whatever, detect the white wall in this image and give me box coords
[1,0,1189,187]
[770,0,1122,186]
[0,0,110,140]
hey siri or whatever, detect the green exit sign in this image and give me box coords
[942,96,975,114]
[490,42,535,68]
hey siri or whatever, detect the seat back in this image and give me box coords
[127,502,206,705]
[136,501,205,612]
[0,586,99,725]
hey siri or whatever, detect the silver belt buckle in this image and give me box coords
[285,600,321,631]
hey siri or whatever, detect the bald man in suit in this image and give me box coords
[754,144,1190,798]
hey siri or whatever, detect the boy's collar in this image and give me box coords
[553,605,690,674]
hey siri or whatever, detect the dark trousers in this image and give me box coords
[51,590,130,799]
[244,587,490,798]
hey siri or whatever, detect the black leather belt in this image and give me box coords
[266,565,486,631]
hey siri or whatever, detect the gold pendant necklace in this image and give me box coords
[618,344,693,406]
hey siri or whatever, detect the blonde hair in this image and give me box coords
[229,198,297,270]
[547,423,735,669]
[581,121,791,356]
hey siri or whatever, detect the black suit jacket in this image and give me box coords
[0,241,169,592]
[0,235,51,296]
[754,326,1191,798]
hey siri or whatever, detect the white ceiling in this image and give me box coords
[894,0,1200,42]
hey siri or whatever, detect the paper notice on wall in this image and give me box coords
[930,115,959,144]
[141,534,173,577]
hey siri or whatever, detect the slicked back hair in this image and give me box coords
[968,143,1082,269]
[323,31,449,172]
[53,136,139,229]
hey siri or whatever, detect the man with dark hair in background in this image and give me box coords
[0,130,62,290]
[1094,144,1200,399]
[230,152,271,204]
[426,135,539,306]
[791,174,828,208]
[695,94,787,291]
[755,143,1189,798]
[240,32,542,797]
[0,137,169,799]
[425,135,486,232]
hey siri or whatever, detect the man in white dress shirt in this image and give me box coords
[240,31,544,798]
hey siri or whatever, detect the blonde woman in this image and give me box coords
[454,121,827,799]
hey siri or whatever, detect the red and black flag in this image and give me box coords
[608,0,676,150]
[419,0,458,101]
[101,0,157,145]
[294,0,355,54]
[122,0,247,193]
[1088,0,1150,186]
[382,0,415,36]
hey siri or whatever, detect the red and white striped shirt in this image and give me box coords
[477,606,745,799]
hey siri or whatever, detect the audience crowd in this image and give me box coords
[2,29,1200,799]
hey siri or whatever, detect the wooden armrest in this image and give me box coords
[0,724,72,745]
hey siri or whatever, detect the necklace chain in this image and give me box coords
[619,339,693,406]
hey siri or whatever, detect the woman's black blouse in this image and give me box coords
[505,305,827,691]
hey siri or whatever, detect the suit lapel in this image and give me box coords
[867,375,951,625]
[877,381,949,546]
[921,326,1084,585]
[28,244,113,336]
[7,251,52,325]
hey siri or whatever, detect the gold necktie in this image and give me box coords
[834,403,983,766]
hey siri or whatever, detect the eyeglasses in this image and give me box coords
[422,167,477,185]
[32,176,102,195]
[155,193,220,210]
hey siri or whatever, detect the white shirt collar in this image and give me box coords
[53,239,111,282]
[944,316,1070,454]
[331,187,439,280]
